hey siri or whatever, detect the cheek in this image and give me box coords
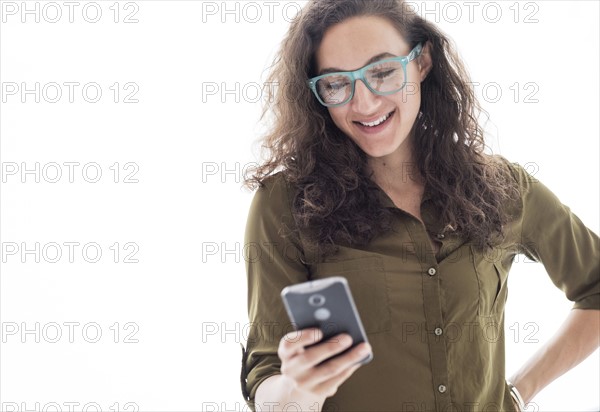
[397,85,421,110]
[394,89,422,124]
[327,108,349,131]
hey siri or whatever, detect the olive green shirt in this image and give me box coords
[240,156,599,411]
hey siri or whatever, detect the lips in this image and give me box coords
[355,111,394,127]
[352,110,396,134]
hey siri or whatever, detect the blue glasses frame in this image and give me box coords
[307,43,423,108]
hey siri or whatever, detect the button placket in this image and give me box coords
[405,218,451,409]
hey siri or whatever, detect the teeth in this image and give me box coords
[359,112,391,127]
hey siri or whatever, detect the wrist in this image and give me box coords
[506,380,526,411]
[507,372,537,403]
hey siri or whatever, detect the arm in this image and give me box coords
[242,175,371,410]
[242,174,313,409]
[509,308,600,403]
[501,160,600,403]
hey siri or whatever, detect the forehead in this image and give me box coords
[316,15,410,72]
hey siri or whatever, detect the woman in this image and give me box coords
[241,1,599,411]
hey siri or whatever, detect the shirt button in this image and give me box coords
[434,327,443,336]
[438,384,447,393]
[427,267,437,276]
[436,233,445,239]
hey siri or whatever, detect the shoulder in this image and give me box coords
[486,154,567,222]
[479,154,533,224]
[485,153,535,194]
[249,171,293,212]
[246,171,297,235]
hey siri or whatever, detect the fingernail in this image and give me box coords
[313,328,323,340]
[340,335,353,346]
[359,343,371,355]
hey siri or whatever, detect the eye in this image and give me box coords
[319,77,350,92]
[327,81,348,91]
[328,78,350,90]
[371,68,397,80]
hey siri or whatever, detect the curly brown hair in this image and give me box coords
[243,0,520,260]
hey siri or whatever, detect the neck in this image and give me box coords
[366,137,424,194]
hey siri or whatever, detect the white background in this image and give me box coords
[0,1,598,411]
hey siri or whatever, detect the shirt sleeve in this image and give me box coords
[241,173,311,408]
[505,159,599,310]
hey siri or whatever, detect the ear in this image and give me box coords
[417,40,433,82]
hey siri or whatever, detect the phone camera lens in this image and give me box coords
[308,294,326,307]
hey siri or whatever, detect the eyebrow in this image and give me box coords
[319,52,397,75]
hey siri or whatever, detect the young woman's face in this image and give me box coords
[315,16,431,161]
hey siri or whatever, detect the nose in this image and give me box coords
[351,79,381,113]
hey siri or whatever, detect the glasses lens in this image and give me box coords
[365,60,405,93]
[316,75,352,106]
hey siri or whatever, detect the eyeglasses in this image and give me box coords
[307,43,423,108]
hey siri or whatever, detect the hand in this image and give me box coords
[277,327,372,398]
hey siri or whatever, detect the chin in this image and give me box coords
[361,146,391,158]
[359,136,407,159]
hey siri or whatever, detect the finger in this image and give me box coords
[310,342,371,385]
[292,341,370,388]
[301,333,354,366]
[282,333,353,379]
[278,327,323,361]
[307,362,363,398]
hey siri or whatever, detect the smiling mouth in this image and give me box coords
[354,110,395,128]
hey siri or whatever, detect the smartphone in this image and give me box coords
[281,276,373,365]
